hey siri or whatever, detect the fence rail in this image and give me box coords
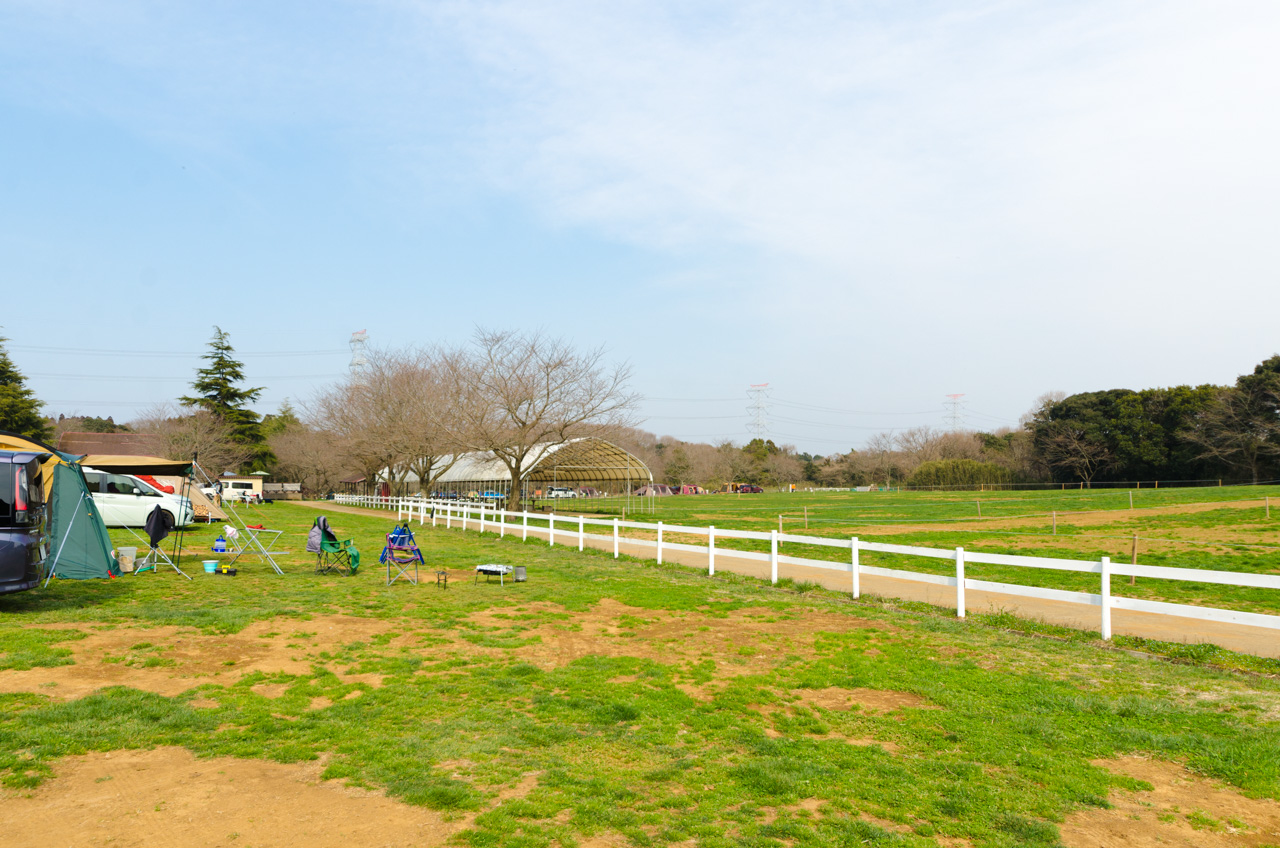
[331,494,1280,641]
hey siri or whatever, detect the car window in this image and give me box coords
[83,471,104,493]
[106,474,145,496]
[0,461,12,520]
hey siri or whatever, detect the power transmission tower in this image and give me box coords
[944,393,966,430]
[349,329,369,372]
[747,383,771,441]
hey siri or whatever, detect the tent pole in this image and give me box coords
[167,453,195,577]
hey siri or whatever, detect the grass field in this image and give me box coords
[548,485,1280,616]
[1,500,1280,846]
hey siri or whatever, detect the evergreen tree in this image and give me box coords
[0,335,50,441]
[180,327,274,472]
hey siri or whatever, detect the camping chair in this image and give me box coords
[380,522,423,586]
[136,505,191,579]
[308,516,360,576]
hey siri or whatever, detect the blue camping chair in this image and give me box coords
[380,523,423,585]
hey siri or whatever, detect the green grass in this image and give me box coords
[527,485,1280,615]
[0,500,1278,846]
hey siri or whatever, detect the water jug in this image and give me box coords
[213,536,227,553]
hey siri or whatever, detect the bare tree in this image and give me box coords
[1179,385,1280,483]
[1041,422,1114,485]
[130,403,250,475]
[443,329,640,510]
[269,423,353,495]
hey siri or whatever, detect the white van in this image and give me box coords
[82,468,194,528]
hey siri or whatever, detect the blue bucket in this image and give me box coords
[203,560,218,574]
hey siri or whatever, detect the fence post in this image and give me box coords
[499,508,505,538]
[851,537,859,599]
[613,517,619,558]
[579,516,584,552]
[462,506,468,532]
[955,547,966,618]
[657,521,664,565]
[522,511,528,541]
[708,526,716,575]
[446,506,452,530]
[479,507,486,535]
[432,505,437,528]
[770,530,778,584]
[549,514,555,546]
[1100,556,1112,639]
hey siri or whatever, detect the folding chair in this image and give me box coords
[380,523,423,585]
[308,516,360,575]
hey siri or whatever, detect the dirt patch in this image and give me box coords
[1061,756,1280,846]
[0,615,403,700]
[0,747,470,847]
[795,686,936,714]
[468,598,889,673]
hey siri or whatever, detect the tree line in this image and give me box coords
[3,331,1276,494]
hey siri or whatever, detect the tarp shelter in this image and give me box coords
[0,431,118,580]
[78,455,194,476]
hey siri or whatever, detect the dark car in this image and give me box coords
[739,485,764,493]
[0,449,47,595]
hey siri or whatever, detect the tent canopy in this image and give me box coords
[79,455,194,476]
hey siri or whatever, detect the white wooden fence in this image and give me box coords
[332,494,1280,641]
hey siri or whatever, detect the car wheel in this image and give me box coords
[160,510,175,530]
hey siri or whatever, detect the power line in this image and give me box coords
[11,344,347,358]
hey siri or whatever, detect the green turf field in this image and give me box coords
[1,501,1278,846]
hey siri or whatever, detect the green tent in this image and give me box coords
[47,462,119,580]
[0,431,119,580]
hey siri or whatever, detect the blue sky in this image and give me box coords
[3,0,1278,454]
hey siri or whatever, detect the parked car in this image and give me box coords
[479,491,505,500]
[0,449,47,595]
[82,468,194,528]
[547,487,577,499]
[738,485,764,493]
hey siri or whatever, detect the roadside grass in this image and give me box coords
[0,502,1278,846]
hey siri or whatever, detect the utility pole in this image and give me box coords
[944,393,966,430]
[747,383,771,442]
[349,329,369,373]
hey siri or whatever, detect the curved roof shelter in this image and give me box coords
[408,437,652,489]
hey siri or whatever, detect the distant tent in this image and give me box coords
[634,484,674,497]
[0,431,118,580]
[677,485,705,495]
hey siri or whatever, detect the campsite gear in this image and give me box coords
[0,431,119,583]
[137,504,190,579]
[436,570,448,588]
[513,566,527,583]
[380,522,423,586]
[203,560,217,573]
[117,546,137,574]
[215,565,237,576]
[213,536,226,553]
[311,516,360,575]
[222,522,285,573]
[475,564,514,585]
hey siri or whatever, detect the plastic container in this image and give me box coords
[203,560,218,573]
[118,546,138,574]
[212,537,227,553]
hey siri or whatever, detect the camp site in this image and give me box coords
[5,6,1280,844]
